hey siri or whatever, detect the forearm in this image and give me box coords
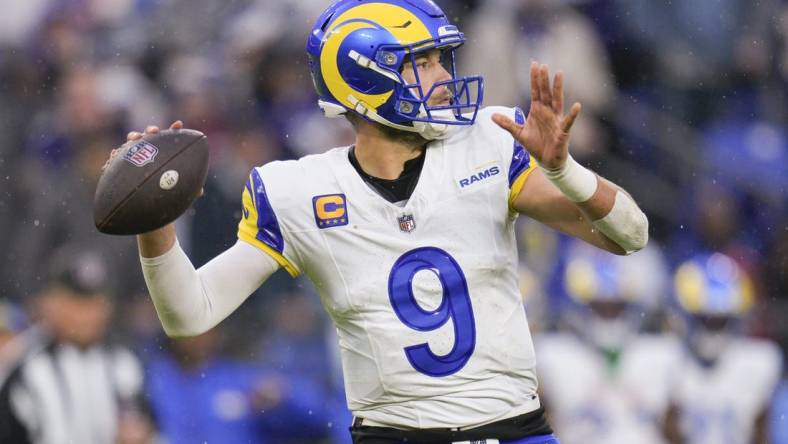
[587,182,649,255]
[137,224,177,258]
[140,240,279,337]
[574,175,616,220]
[541,156,648,254]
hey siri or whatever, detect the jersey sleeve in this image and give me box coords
[237,167,301,277]
[505,107,538,208]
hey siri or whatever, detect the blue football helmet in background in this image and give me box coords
[563,241,668,353]
[306,0,483,139]
[673,251,754,365]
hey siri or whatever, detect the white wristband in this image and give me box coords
[539,155,598,202]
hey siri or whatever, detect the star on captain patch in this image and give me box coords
[398,214,416,233]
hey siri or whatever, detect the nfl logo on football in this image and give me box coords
[398,214,416,233]
[124,141,159,167]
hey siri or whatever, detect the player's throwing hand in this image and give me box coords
[492,62,581,171]
[101,120,184,171]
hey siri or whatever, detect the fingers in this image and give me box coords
[538,64,552,108]
[561,102,582,133]
[102,148,123,171]
[127,120,184,141]
[127,126,158,141]
[530,62,558,112]
[491,113,522,136]
[552,71,564,114]
[530,62,541,104]
[116,121,183,173]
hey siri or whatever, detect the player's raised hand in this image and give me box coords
[492,62,581,171]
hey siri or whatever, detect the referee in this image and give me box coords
[0,245,154,444]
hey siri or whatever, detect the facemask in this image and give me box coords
[586,316,632,352]
[413,108,458,140]
[690,328,730,365]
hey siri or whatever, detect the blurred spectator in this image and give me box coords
[0,301,28,384]
[463,0,616,158]
[667,252,783,444]
[0,0,53,48]
[258,291,333,389]
[610,0,780,124]
[700,119,786,210]
[668,177,774,321]
[0,245,153,444]
[190,123,287,265]
[186,122,296,352]
[145,326,333,444]
[535,240,680,443]
[10,67,144,302]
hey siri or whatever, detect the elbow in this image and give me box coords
[158,313,215,338]
[592,192,650,256]
[621,212,649,255]
[621,233,648,255]
[598,210,649,256]
[162,324,212,338]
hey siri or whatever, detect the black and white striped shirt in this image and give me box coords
[0,328,150,444]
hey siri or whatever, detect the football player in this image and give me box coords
[126,1,649,442]
[535,240,682,444]
[666,252,782,444]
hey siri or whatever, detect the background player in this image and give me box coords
[666,251,783,444]
[535,239,681,444]
[121,0,648,442]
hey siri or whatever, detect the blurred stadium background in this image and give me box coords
[0,0,785,443]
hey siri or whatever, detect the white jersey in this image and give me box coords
[534,332,684,444]
[238,106,541,428]
[673,338,782,444]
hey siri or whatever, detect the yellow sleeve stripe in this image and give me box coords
[508,161,538,210]
[238,174,300,278]
[238,228,301,277]
[242,184,257,218]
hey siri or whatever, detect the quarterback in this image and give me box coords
[129,1,648,443]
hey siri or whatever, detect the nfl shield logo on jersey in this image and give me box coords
[398,214,416,233]
[123,141,159,167]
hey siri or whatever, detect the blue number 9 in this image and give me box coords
[388,247,476,377]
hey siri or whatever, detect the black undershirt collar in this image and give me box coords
[348,146,425,204]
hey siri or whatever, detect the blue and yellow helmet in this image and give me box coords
[563,242,666,308]
[673,252,754,317]
[561,242,668,351]
[306,0,483,138]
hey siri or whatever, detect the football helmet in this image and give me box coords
[306,0,483,139]
[563,241,667,353]
[673,251,754,365]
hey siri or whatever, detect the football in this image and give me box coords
[94,129,209,235]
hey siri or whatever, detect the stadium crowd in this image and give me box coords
[0,0,785,443]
